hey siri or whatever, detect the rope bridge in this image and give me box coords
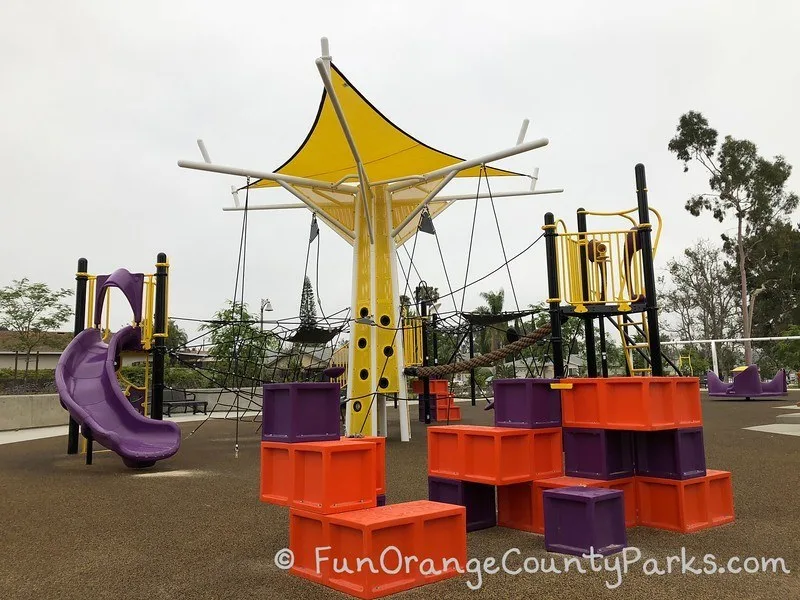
[406,323,552,378]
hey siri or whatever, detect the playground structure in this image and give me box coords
[39,38,743,599]
[55,255,178,468]
[178,38,564,442]
[707,365,788,400]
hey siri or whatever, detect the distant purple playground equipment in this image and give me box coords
[707,365,788,400]
[56,266,181,468]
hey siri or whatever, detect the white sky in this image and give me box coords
[2,1,798,338]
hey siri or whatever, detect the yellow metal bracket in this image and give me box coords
[550,382,573,390]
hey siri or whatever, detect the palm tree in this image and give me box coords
[476,288,506,353]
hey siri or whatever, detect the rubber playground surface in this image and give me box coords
[2,396,799,600]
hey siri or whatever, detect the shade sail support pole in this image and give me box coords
[386,137,550,193]
[391,171,457,238]
[176,160,358,193]
[277,181,355,241]
[314,57,373,244]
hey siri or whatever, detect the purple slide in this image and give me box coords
[56,325,181,468]
[56,266,181,468]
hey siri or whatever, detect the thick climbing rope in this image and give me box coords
[408,323,551,378]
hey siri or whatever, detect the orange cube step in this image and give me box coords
[291,501,466,599]
[260,442,292,505]
[433,406,461,422]
[636,469,734,533]
[497,476,637,534]
[293,440,377,514]
[341,436,387,495]
[428,425,562,485]
[561,376,702,431]
[260,440,377,514]
[412,379,450,396]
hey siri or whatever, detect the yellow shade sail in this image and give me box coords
[250,63,523,189]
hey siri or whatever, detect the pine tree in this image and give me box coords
[300,277,318,327]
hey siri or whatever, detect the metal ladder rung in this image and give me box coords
[625,343,650,349]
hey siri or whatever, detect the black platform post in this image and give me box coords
[469,324,476,406]
[635,164,664,376]
[152,253,169,420]
[598,316,609,377]
[67,258,88,455]
[418,287,431,424]
[84,427,93,466]
[577,209,597,377]
[543,213,565,378]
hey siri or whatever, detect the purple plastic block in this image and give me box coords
[563,428,634,480]
[262,383,341,442]
[377,494,386,507]
[492,378,561,429]
[543,487,626,556]
[428,476,496,532]
[634,428,706,480]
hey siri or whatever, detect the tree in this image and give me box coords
[476,289,506,353]
[745,221,800,337]
[165,319,189,364]
[200,301,278,385]
[299,276,318,327]
[668,111,799,363]
[660,239,739,343]
[0,279,73,370]
[773,325,800,373]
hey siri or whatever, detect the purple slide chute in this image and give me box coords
[56,271,181,467]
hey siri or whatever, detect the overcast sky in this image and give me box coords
[2,1,799,338]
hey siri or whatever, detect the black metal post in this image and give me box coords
[544,213,565,378]
[576,209,598,377]
[152,253,168,420]
[419,291,431,424]
[67,258,88,455]
[598,316,609,377]
[635,164,664,376]
[84,426,93,466]
[469,324,476,406]
[432,312,438,366]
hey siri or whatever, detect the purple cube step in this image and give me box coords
[634,427,706,479]
[262,383,341,443]
[377,494,386,507]
[493,378,561,429]
[428,476,496,532]
[563,428,634,480]
[543,487,626,556]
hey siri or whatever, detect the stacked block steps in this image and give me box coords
[413,379,461,422]
[261,382,467,599]
[489,377,734,548]
[425,376,734,558]
[427,380,565,534]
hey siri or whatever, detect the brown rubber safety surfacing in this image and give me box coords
[1,396,799,600]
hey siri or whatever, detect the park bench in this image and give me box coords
[163,388,208,417]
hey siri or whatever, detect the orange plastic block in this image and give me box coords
[636,469,734,533]
[341,436,387,495]
[412,379,450,396]
[290,501,465,599]
[561,377,702,431]
[292,440,377,514]
[433,406,461,422]
[428,425,562,485]
[260,442,292,505]
[290,509,329,584]
[434,397,454,410]
[497,476,637,534]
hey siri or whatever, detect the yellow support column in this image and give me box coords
[345,185,410,440]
